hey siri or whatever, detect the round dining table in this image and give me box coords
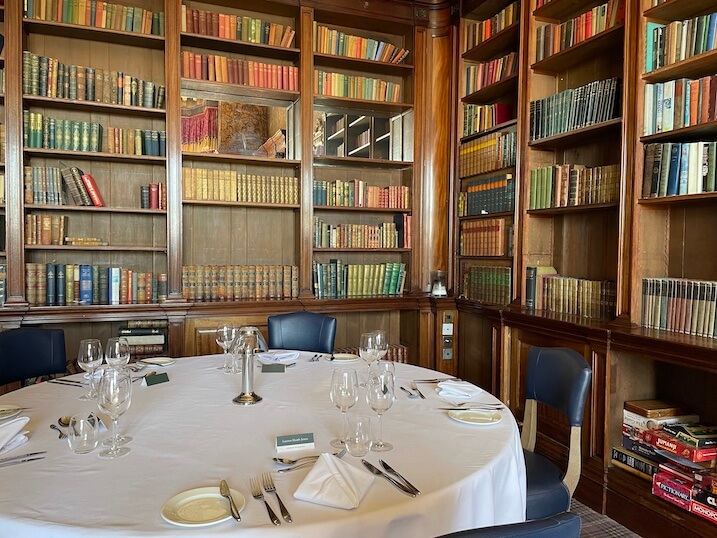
[0,353,526,537]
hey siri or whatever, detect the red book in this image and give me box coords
[198,10,207,35]
[643,429,717,462]
[494,103,514,124]
[293,66,298,92]
[691,500,717,525]
[149,183,159,209]
[211,11,219,37]
[282,65,289,91]
[700,77,711,124]
[194,54,202,81]
[186,8,194,33]
[192,9,199,34]
[652,472,691,510]
[271,64,278,89]
[218,13,226,38]
[80,172,105,206]
[181,51,190,78]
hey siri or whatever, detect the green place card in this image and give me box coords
[144,372,169,386]
[275,432,315,452]
[261,364,286,373]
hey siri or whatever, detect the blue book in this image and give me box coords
[678,143,690,195]
[666,143,681,196]
[79,265,93,305]
[708,14,717,51]
[645,23,665,72]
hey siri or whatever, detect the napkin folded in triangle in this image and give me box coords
[256,350,300,364]
[293,453,375,509]
[0,416,30,456]
[436,380,483,399]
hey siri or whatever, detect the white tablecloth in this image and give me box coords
[0,354,526,537]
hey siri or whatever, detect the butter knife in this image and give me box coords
[379,460,421,495]
[219,480,241,522]
[361,460,416,497]
[0,451,47,465]
[0,456,45,468]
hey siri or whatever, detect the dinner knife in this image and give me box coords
[361,460,417,497]
[379,460,421,495]
[0,451,47,465]
[219,480,241,522]
[0,457,45,468]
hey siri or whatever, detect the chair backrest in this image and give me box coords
[267,311,336,354]
[436,512,581,538]
[0,328,67,386]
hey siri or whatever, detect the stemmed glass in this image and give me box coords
[77,339,103,401]
[329,368,359,449]
[358,332,380,386]
[216,324,239,373]
[366,370,395,452]
[105,337,130,369]
[97,368,133,459]
[372,330,389,361]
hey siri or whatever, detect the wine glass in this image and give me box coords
[77,339,103,400]
[369,359,395,378]
[372,330,389,361]
[329,368,359,449]
[358,332,380,386]
[216,324,239,372]
[366,370,395,452]
[105,337,130,369]
[97,368,133,459]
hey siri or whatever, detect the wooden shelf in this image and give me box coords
[24,148,166,164]
[458,255,512,261]
[180,79,299,106]
[528,117,622,149]
[181,152,300,167]
[643,48,717,84]
[315,205,411,214]
[25,204,166,214]
[641,120,717,143]
[462,0,516,20]
[527,202,619,216]
[181,32,299,61]
[314,53,413,77]
[22,303,171,325]
[25,245,166,252]
[531,24,624,74]
[462,22,520,63]
[313,248,410,253]
[23,95,166,118]
[314,95,413,114]
[533,0,607,22]
[183,200,299,209]
[348,142,371,156]
[314,155,412,169]
[638,191,717,207]
[459,211,514,221]
[23,18,165,49]
[644,0,717,22]
[460,165,515,181]
[461,119,518,143]
[462,74,518,105]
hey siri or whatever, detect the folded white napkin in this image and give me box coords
[436,380,483,399]
[0,417,30,456]
[294,453,375,509]
[256,350,300,364]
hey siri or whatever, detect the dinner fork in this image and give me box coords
[262,473,292,523]
[249,477,281,526]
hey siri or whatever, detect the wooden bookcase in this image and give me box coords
[1,3,6,298]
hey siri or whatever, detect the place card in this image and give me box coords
[261,364,286,373]
[144,372,169,386]
[275,433,315,453]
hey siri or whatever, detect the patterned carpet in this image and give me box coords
[571,499,641,537]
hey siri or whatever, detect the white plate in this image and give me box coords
[138,357,175,366]
[0,405,21,420]
[329,353,360,363]
[448,409,502,426]
[161,486,245,527]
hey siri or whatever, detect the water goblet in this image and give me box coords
[358,332,380,386]
[366,370,395,452]
[105,337,130,369]
[345,415,372,457]
[98,368,132,459]
[77,339,103,400]
[369,359,395,378]
[372,330,389,361]
[216,324,239,373]
[329,368,359,449]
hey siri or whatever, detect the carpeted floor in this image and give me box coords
[571,499,641,537]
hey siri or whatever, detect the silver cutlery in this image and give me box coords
[438,407,505,411]
[277,448,346,473]
[273,451,341,465]
[379,460,421,495]
[219,479,241,522]
[0,451,47,465]
[309,354,321,362]
[250,477,281,526]
[445,401,503,408]
[361,460,417,497]
[262,472,292,523]
[47,379,84,388]
[413,377,460,383]
[409,381,426,399]
[400,386,418,398]
[50,423,67,439]
[0,456,45,469]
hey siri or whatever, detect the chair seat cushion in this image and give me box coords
[524,449,571,520]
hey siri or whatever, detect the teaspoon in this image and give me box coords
[49,424,67,439]
[58,416,71,428]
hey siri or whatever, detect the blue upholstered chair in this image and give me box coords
[0,328,67,386]
[267,311,336,354]
[436,512,581,538]
[522,347,592,521]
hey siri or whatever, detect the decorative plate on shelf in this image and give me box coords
[161,486,245,527]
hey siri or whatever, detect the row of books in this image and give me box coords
[312,180,410,210]
[313,260,406,299]
[314,70,402,104]
[641,277,717,338]
[24,165,104,207]
[181,6,295,48]
[529,77,622,141]
[24,214,67,245]
[642,142,717,198]
[313,216,411,250]
[534,0,624,63]
[535,273,616,319]
[459,218,510,257]
[312,22,409,64]
[643,74,717,136]
[180,51,299,91]
[24,1,164,36]
[528,163,620,210]
[25,263,168,307]
[334,344,409,364]
[120,320,169,358]
[461,265,512,306]
[457,172,515,217]
[462,1,520,53]
[23,112,102,152]
[462,103,513,138]
[463,52,517,96]
[182,168,299,205]
[22,52,165,109]
[645,13,717,73]
[181,264,299,302]
[106,127,166,157]
[458,130,517,178]
[139,183,166,210]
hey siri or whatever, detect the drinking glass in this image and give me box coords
[329,368,359,449]
[216,324,239,373]
[366,370,395,452]
[67,412,100,454]
[372,330,389,361]
[369,359,395,378]
[77,339,103,400]
[358,332,380,386]
[105,337,130,369]
[345,415,372,457]
[97,368,133,459]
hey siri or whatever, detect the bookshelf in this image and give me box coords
[1,8,5,306]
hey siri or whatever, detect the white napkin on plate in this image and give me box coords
[0,417,30,456]
[256,350,300,364]
[294,453,375,509]
[436,380,483,399]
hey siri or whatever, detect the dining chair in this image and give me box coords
[0,327,67,386]
[436,512,581,537]
[267,311,336,354]
[522,346,592,521]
